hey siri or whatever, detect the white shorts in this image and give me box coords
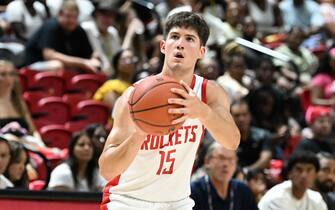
[105,194,194,210]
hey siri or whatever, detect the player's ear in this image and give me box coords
[160,40,166,54]
[198,46,206,59]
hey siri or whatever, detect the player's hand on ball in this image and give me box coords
[168,80,209,124]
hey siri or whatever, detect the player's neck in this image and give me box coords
[161,66,194,86]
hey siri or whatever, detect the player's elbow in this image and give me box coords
[227,129,241,150]
[99,168,113,181]
[99,155,116,181]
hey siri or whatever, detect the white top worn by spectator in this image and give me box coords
[48,162,106,192]
[81,20,121,75]
[46,0,94,22]
[0,174,13,189]
[279,0,324,31]
[6,0,47,39]
[258,180,327,210]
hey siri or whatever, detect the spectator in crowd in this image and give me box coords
[93,49,137,111]
[240,16,263,70]
[155,0,184,22]
[230,98,273,172]
[195,56,220,80]
[253,56,277,88]
[244,0,283,36]
[0,136,12,189]
[314,152,335,210]
[6,0,49,43]
[46,0,94,23]
[191,142,259,210]
[217,46,250,101]
[279,0,324,36]
[81,2,121,76]
[247,86,286,134]
[85,123,107,156]
[48,131,105,192]
[0,0,12,13]
[258,151,327,210]
[219,1,242,42]
[4,140,29,189]
[319,0,335,38]
[246,168,267,203]
[296,106,335,154]
[113,1,146,66]
[0,59,44,147]
[24,0,101,72]
[309,47,335,106]
[273,27,318,84]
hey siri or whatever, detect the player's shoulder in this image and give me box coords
[205,79,229,102]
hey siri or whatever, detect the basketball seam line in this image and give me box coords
[129,81,181,105]
[134,118,181,127]
[130,103,172,113]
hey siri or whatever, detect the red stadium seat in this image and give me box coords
[62,92,89,116]
[65,119,90,132]
[70,74,103,98]
[19,67,38,88]
[23,90,49,113]
[77,100,110,125]
[59,69,79,91]
[40,124,72,149]
[38,97,71,124]
[19,73,28,92]
[34,72,65,96]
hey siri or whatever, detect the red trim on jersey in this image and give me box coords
[201,79,208,103]
[192,125,206,174]
[100,175,121,210]
[190,75,196,89]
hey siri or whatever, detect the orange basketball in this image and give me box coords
[128,75,186,135]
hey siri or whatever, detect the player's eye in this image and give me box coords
[186,37,194,42]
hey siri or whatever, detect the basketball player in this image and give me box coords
[99,11,241,210]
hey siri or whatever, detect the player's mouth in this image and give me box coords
[174,52,184,59]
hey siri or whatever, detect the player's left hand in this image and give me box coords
[168,80,210,124]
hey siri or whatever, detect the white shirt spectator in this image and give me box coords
[0,174,13,189]
[46,0,94,22]
[48,162,106,192]
[6,0,47,39]
[279,0,324,31]
[258,180,327,210]
[81,20,121,75]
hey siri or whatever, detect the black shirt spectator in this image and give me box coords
[191,177,259,210]
[25,18,93,65]
[295,138,335,155]
[237,127,273,167]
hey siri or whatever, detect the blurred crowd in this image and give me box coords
[0,0,335,209]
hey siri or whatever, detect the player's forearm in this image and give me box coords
[201,107,240,150]
[99,132,146,181]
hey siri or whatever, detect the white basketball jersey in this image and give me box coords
[102,75,208,204]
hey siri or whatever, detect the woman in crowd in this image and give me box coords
[94,49,137,110]
[0,59,44,147]
[309,48,335,106]
[48,131,105,192]
[4,140,29,189]
[0,136,12,189]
